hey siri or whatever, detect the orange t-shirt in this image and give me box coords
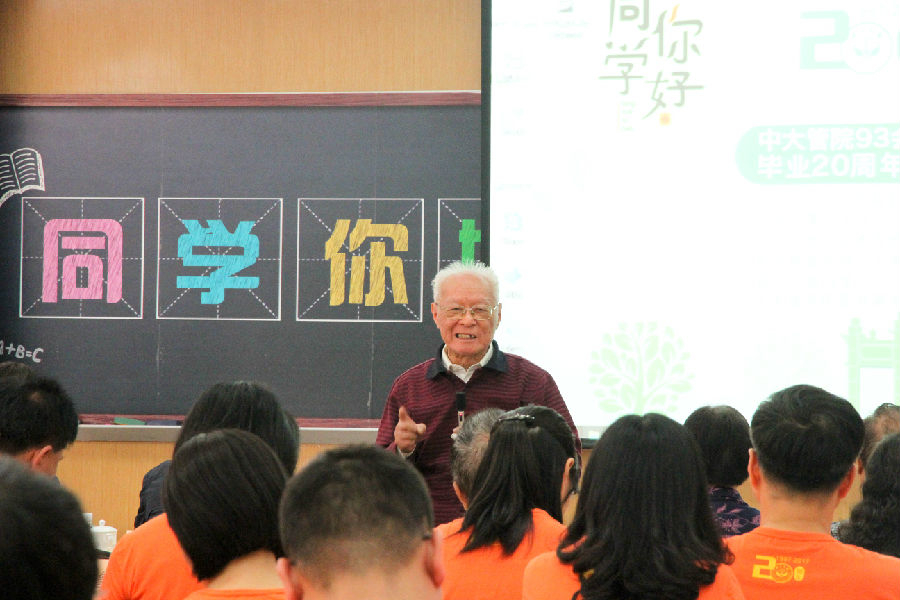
[726,526,900,600]
[183,589,284,600]
[100,514,204,600]
[437,508,566,600]
[522,550,745,600]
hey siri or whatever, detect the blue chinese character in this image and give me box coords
[176,219,260,304]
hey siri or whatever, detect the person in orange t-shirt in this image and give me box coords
[100,513,203,600]
[725,385,900,600]
[439,405,578,600]
[166,430,288,600]
[524,550,744,600]
[442,508,567,600]
[523,413,743,600]
[101,381,300,600]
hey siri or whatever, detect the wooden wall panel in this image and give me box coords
[0,0,480,94]
[57,440,340,538]
[57,441,174,537]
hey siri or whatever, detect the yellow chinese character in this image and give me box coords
[325,219,409,306]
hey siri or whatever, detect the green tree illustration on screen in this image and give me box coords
[589,322,693,415]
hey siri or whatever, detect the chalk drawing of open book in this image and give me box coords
[0,148,45,207]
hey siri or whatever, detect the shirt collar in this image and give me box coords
[426,340,508,379]
[441,343,493,382]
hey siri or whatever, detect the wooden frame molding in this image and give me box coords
[0,91,481,107]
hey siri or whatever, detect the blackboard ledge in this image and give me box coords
[75,423,599,446]
[76,424,377,444]
[0,91,481,107]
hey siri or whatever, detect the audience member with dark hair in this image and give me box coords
[164,429,288,599]
[448,407,504,508]
[0,375,78,476]
[0,457,98,600]
[831,402,900,539]
[859,403,900,473]
[726,385,900,599]
[834,432,900,558]
[523,413,741,600]
[135,380,299,527]
[277,445,443,600]
[103,380,299,600]
[438,405,579,600]
[0,360,36,380]
[684,405,760,536]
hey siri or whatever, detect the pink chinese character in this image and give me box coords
[42,219,123,303]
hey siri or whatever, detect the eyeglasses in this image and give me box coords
[437,304,498,321]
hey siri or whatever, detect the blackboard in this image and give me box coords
[0,98,482,420]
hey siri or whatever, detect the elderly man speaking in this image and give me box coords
[376,261,579,524]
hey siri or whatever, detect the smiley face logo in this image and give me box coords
[772,562,794,584]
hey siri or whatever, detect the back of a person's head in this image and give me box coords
[856,432,900,507]
[873,402,900,425]
[0,457,98,600]
[461,405,579,555]
[176,380,299,473]
[860,403,900,471]
[450,407,504,501]
[0,375,78,455]
[279,444,434,587]
[684,405,752,487]
[838,433,900,557]
[751,384,863,494]
[560,413,727,600]
[164,429,288,581]
[0,361,36,380]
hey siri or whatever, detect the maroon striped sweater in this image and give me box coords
[376,341,579,524]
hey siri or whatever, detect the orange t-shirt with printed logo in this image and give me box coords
[522,550,745,600]
[726,526,900,600]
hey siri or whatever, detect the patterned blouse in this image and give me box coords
[709,486,761,537]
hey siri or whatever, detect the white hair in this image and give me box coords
[432,261,500,304]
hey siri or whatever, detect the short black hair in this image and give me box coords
[176,381,299,473]
[279,445,433,587]
[0,376,78,454]
[751,384,863,493]
[460,405,580,554]
[164,429,288,581]
[559,414,729,599]
[0,457,98,600]
[684,405,752,487]
[450,407,504,499]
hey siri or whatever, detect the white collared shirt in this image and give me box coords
[442,343,493,383]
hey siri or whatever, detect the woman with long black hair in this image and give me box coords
[438,405,580,600]
[523,413,744,600]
